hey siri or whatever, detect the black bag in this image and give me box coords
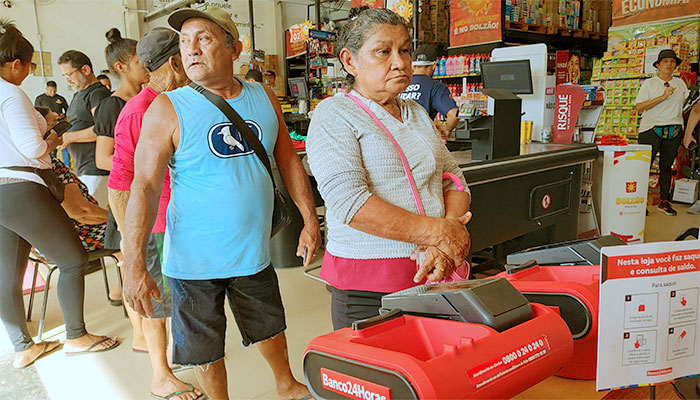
[189,83,292,238]
[2,166,65,203]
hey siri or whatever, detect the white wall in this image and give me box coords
[146,0,285,76]
[2,0,128,102]
[3,0,293,102]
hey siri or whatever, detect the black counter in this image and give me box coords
[299,142,598,263]
[454,143,599,258]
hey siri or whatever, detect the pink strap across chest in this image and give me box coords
[345,93,426,216]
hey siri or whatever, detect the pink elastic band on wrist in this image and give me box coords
[442,172,465,192]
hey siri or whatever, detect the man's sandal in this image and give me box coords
[150,384,205,399]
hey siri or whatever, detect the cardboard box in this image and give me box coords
[672,179,699,203]
[647,189,661,206]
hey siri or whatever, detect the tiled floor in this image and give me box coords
[0,203,697,399]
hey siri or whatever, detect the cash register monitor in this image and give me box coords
[288,77,309,100]
[481,60,533,95]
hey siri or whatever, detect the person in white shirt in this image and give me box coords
[0,19,119,369]
[635,49,688,216]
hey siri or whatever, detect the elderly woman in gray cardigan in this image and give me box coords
[306,8,472,330]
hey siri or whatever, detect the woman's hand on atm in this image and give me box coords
[430,212,472,266]
[412,246,455,283]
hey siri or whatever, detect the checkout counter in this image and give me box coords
[454,142,598,259]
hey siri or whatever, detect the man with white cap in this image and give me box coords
[109,27,202,400]
[121,5,320,400]
[399,44,459,136]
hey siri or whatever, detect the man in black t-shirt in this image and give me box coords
[399,44,459,136]
[34,81,68,119]
[58,50,111,206]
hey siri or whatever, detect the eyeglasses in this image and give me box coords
[62,69,80,78]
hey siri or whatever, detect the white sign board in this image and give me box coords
[597,240,700,391]
[596,145,652,243]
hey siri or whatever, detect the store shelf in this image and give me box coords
[501,29,607,56]
[602,105,637,109]
[601,55,640,61]
[435,73,481,79]
[582,100,605,108]
[505,21,547,34]
[593,73,652,80]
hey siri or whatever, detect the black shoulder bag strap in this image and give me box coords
[188,82,276,186]
[188,82,292,237]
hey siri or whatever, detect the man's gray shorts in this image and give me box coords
[146,233,169,318]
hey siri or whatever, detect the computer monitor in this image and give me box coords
[288,77,309,100]
[481,60,534,95]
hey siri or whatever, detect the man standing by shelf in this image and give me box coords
[58,50,111,206]
[399,44,459,136]
[34,80,68,120]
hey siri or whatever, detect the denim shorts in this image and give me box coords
[168,265,286,366]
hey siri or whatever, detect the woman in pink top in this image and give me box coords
[108,28,201,400]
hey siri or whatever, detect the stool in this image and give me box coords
[26,248,125,340]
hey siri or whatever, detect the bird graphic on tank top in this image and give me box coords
[218,125,245,151]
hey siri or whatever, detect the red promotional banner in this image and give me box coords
[450,0,502,48]
[612,0,700,28]
[350,0,385,8]
[285,31,306,59]
[552,85,586,143]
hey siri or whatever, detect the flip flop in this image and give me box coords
[151,384,206,400]
[108,297,123,307]
[65,336,120,356]
[133,347,149,354]
[13,340,61,369]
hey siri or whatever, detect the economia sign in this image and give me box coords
[613,0,700,27]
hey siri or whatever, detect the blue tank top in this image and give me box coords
[163,80,278,279]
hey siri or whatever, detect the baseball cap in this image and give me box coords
[137,28,180,72]
[413,44,438,66]
[168,5,239,41]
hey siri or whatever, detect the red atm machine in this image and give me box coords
[303,278,574,399]
[497,263,600,379]
[495,236,624,379]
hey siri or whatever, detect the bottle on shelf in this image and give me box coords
[438,56,446,76]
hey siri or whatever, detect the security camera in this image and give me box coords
[2,1,12,8]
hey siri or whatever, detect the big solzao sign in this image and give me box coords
[450,0,502,47]
[613,0,700,27]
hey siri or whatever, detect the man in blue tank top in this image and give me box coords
[120,6,321,400]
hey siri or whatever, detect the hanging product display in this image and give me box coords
[386,0,414,21]
[350,0,385,8]
[286,21,315,59]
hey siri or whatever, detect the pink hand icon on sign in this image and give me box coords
[681,297,687,307]
[638,303,645,312]
[634,340,640,349]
